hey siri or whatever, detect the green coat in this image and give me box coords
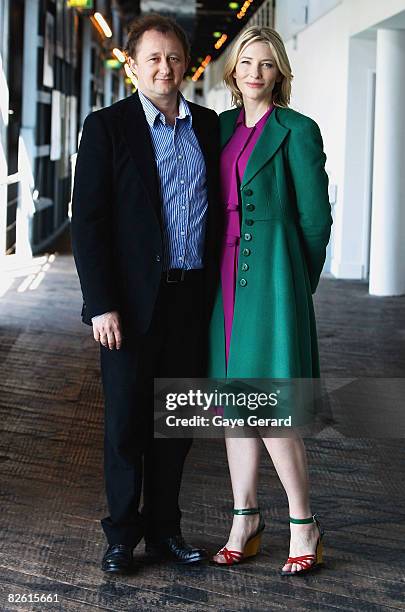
[208,106,332,380]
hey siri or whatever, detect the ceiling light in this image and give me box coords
[113,48,126,63]
[93,12,112,38]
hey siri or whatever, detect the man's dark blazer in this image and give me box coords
[71,91,222,336]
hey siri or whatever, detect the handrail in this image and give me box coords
[0,172,20,186]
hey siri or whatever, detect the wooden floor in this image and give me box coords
[0,242,404,611]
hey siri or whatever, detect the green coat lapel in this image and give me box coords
[241,107,290,187]
[220,108,240,148]
[219,107,291,185]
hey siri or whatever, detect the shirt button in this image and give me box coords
[180,180,185,185]
[245,219,254,226]
[181,206,186,210]
[244,233,252,241]
[242,248,251,256]
[181,231,185,236]
[178,155,183,159]
[156,255,161,262]
[246,204,255,211]
[244,188,253,196]
[241,263,249,271]
[239,278,247,287]
[179,256,183,261]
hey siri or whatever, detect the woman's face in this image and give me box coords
[233,41,281,106]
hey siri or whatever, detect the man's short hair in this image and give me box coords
[125,13,191,60]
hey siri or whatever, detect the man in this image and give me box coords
[71,14,221,574]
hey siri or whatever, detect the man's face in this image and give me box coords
[128,29,188,100]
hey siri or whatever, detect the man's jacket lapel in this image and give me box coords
[189,104,212,173]
[120,91,162,225]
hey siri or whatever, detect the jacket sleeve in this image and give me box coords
[287,117,332,293]
[71,111,118,321]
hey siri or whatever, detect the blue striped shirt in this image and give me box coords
[138,89,208,270]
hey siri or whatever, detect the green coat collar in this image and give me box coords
[220,106,290,187]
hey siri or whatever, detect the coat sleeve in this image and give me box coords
[71,111,118,322]
[287,117,332,293]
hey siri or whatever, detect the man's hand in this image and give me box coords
[92,311,122,350]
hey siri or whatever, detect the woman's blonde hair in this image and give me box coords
[223,26,293,108]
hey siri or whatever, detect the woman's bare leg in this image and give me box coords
[262,434,320,573]
[213,433,262,562]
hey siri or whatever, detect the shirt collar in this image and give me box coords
[138,89,192,128]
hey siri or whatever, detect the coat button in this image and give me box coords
[239,278,247,287]
[242,248,251,256]
[241,263,249,271]
[244,233,252,241]
[244,188,253,196]
[155,255,161,262]
[245,219,254,226]
[246,204,255,211]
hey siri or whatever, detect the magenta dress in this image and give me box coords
[220,106,274,367]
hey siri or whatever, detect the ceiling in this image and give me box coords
[116,0,269,77]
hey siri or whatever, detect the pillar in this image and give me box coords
[104,65,112,108]
[17,0,40,259]
[369,29,405,296]
[80,18,91,125]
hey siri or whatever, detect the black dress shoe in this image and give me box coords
[102,544,133,574]
[145,535,208,564]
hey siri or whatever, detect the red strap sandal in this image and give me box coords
[214,547,244,565]
[280,514,324,576]
[212,507,265,566]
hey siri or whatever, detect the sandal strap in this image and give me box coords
[286,554,316,569]
[217,547,243,564]
[286,554,316,562]
[289,514,316,524]
[233,507,260,515]
[290,513,324,538]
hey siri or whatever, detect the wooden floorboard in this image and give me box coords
[0,245,404,612]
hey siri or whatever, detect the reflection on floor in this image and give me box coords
[0,251,404,611]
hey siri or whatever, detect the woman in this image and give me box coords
[208,26,332,575]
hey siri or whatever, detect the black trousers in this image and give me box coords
[99,272,205,546]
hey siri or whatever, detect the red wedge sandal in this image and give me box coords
[212,507,265,566]
[280,513,324,576]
